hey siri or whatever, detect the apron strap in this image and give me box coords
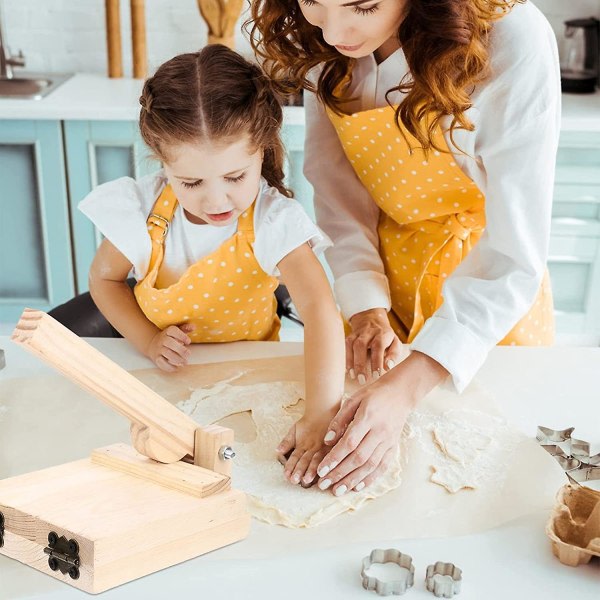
[146,184,178,243]
[236,198,256,242]
[145,184,178,273]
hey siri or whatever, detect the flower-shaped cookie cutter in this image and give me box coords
[361,549,415,596]
[425,562,462,597]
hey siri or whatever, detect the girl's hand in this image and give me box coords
[347,308,405,384]
[146,323,195,372]
[277,409,337,486]
[316,352,449,496]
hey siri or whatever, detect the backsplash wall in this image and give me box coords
[2,0,600,76]
[1,0,253,76]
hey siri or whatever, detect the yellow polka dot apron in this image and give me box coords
[134,184,281,342]
[327,104,554,346]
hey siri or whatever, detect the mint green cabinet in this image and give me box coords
[548,131,600,337]
[0,120,74,320]
[282,122,315,220]
[64,121,159,293]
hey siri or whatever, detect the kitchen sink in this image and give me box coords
[0,73,72,99]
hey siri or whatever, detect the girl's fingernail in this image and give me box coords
[292,474,300,484]
[324,430,336,443]
[317,465,330,477]
[357,373,366,385]
[318,478,332,490]
[334,485,347,497]
[349,368,356,380]
[372,370,380,380]
[355,482,366,492]
[386,359,395,370]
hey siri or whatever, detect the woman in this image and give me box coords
[249,0,560,495]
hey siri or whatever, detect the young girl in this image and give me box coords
[79,45,344,487]
[249,0,560,495]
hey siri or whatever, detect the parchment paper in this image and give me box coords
[0,355,566,559]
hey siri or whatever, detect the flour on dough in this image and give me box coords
[176,381,405,528]
[409,408,521,493]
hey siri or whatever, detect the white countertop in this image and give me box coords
[0,338,599,600]
[0,73,598,131]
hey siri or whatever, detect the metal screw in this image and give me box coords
[48,532,58,547]
[219,446,236,460]
[68,566,80,580]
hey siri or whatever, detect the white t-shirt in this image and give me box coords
[79,172,331,286]
[303,1,561,391]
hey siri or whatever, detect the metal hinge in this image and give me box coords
[0,512,4,548]
[44,532,81,580]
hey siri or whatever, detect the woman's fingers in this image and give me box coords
[369,331,395,378]
[317,432,381,492]
[332,444,390,495]
[317,417,370,479]
[351,334,372,384]
[352,447,395,491]
[322,393,362,447]
[384,336,404,370]
[345,334,357,379]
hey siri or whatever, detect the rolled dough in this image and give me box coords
[177,381,405,527]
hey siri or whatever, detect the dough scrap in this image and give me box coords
[177,381,405,528]
[409,408,521,494]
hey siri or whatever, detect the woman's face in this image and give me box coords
[297,0,407,60]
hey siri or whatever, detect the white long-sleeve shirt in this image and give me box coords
[303,1,561,392]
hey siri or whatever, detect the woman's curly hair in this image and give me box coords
[248,0,524,152]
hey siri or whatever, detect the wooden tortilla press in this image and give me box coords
[0,309,250,594]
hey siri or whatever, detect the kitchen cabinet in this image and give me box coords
[64,120,159,292]
[547,131,600,338]
[0,120,74,320]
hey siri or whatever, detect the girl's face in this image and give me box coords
[163,135,263,227]
[297,0,407,60]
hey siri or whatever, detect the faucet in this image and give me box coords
[0,0,25,79]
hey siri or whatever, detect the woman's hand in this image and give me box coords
[277,408,338,486]
[146,324,195,372]
[315,352,449,496]
[347,308,405,383]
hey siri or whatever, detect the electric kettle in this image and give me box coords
[560,17,599,94]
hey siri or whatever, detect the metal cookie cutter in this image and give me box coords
[425,562,462,598]
[536,425,600,486]
[361,549,415,596]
